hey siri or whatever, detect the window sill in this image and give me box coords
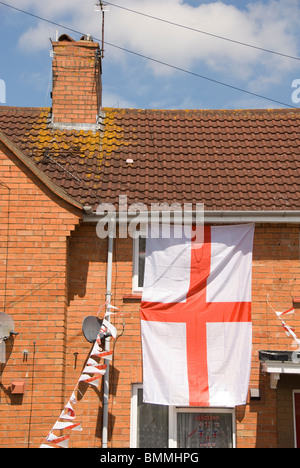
[123,294,142,303]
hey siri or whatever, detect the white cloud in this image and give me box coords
[19,23,58,52]
[17,0,99,50]
[102,91,137,109]
[103,0,300,79]
[16,0,300,87]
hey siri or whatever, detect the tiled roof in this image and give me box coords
[0,106,102,208]
[0,105,299,212]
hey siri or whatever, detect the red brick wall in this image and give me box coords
[63,222,300,448]
[0,143,80,448]
[64,227,141,448]
[239,224,299,448]
[0,142,299,449]
[52,40,102,125]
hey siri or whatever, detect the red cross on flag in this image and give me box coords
[140,223,255,407]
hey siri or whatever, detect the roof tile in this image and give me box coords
[0,106,299,212]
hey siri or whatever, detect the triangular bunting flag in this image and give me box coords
[276,307,295,317]
[91,341,103,356]
[86,357,98,366]
[47,433,70,448]
[100,319,117,339]
[59,403,76,420]
[83,364,107,375]
[79,374,101,387]
[52,421,82,431]
[97,351,113,360]
[69,392,77,405]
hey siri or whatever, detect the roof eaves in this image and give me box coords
[0,130,84,213]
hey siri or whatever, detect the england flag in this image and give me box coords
[140,224,255,407]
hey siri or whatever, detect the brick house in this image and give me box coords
[0,34,299,448]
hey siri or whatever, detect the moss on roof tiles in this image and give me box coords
[24,108,102,167]
[100,108,132,157]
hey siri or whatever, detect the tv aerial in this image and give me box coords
[0,312,18,363]
[95,1,109,58]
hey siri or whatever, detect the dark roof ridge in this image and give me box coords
[1,105,299,115]
[101,106,300,113]
[0,105,50,112]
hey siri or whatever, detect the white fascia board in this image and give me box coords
[83,211,300,224]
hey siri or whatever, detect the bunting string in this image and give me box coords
[39,305,118,448]
[268,298,300,347]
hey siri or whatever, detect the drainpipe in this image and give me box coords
[102,219,115,448]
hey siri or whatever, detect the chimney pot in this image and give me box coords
[80,34,94,42]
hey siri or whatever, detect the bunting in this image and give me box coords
[274,304,300,346]
[267,297,299,348]
[39,307,118,449]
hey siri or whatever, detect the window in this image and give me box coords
[131,385,236,448]
[132,236,146,293]
[175,409,234,448]
[131,385,169,448]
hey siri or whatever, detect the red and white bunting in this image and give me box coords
[59,402,76,421]
[270,301,300,346]
[82,364,107,375]
[99,319,117,340]
[52,421,82,431]
[47,433,70,448]
[39,305,119,448]
[275,307,295,318]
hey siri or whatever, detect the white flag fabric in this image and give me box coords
[141,224,254,407]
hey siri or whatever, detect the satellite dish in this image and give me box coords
[0,313,16,364]
[82,316,102,343]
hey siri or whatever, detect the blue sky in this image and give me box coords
[0,0,300,110]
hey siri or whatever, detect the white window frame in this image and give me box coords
[132,236,145,294]
[169,406,236,448]
[130,384,140,448]
[130,384,236,448]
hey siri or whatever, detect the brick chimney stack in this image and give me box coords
[51,34,102,131]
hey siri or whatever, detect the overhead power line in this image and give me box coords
[0,0,298,109]
[104,40,297,109]
[107,1,300,62]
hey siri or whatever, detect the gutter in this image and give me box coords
[204,210,300,224]
[83,210,300,224]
